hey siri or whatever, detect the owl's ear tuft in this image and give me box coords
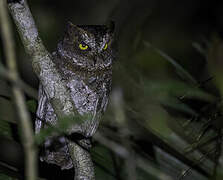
[67,21,75,28]
[66,21,78,37]
[66,22,88,38]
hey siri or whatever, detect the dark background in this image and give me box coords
[17,0,223,88]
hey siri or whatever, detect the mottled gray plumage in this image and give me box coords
[35,22,115,169]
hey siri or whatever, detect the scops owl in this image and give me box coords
[35,22,116,169]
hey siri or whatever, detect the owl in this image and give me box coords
[35,22,116,169]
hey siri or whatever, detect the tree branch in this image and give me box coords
[7,0,75,118]
[0,0,37,180]
[7,0,95,179]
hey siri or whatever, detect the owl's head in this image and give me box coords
[57,22,116,71]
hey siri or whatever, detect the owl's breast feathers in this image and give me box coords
[36,22,115,169]
[65,66,112,136]
[35,49,112,169]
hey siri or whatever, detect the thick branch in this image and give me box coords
[7,0,95,179]
[0,0,37,180]
[8,0,75,118]
[68,143,95,180]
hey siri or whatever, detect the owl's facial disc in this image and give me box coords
[58,22,115,71]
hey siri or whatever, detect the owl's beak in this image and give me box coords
[92,56,104,67]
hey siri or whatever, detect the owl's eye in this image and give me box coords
[79,43,88,50]
[103,43,108,50]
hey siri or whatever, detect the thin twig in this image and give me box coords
[111,88,137,180]
[0,0,37,180]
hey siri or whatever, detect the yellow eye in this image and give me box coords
[79,43,88,50]
[103,43,108,50]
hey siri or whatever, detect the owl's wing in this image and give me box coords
[35,84,47,133]
[101,81,111,113]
